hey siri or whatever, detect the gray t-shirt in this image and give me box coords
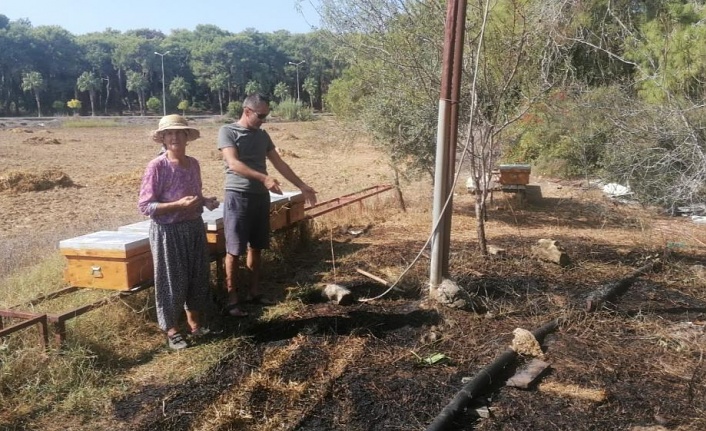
[217,122,275,194]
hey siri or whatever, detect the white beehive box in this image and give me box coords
[117,220,152,235]
[59,230,152,291]
[201,208,225,254]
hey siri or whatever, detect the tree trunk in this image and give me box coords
[34,92,42,117]
[116,68,125,113]
[393,166,406,212]
[89,91,96,116]
[218,91,223,115]
[104,76,110,115]
[475,197,488,256]
[139,92,145,116]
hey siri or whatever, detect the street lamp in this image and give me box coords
[288,60,306,103]
[155,51,170,115]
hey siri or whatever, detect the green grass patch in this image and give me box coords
[0,252,66,308]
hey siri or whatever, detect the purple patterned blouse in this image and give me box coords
[138,154,204,225]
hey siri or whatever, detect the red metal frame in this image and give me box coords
[304,184,394,219]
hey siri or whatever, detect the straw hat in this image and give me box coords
[151,114,200,143]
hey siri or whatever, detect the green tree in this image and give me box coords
[244,80,262,96]
[76,71,102,116]
[302,76,318,108]
[273,81,289,102]
[30,26,82,112]
[77,30,119,114]
[169,76,190,102]
[207,72,229,115]
[0,19,33,115]
[126,70,149,115]
[21,71,44,117]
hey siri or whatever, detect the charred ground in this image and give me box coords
[1,117,705,430]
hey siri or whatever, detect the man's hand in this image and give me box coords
[300,184,318,206]
[203,196,220,211]
[264,176,283,194]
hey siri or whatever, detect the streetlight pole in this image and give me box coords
[155,51,170,116]
[288,60,306,103]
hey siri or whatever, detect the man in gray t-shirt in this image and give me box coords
[217,93,317,317]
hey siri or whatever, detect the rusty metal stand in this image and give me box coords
[0,254,225,348]
[304,185,394,219]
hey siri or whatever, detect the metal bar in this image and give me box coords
[48,293,120,323]
[10,286,79,309]
[305,185,393,219]
[305,185,392,210]
[0,309,44,319]
[0,314,49,349]
[48,293,120,345]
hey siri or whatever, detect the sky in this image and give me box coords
[1,0,321,35]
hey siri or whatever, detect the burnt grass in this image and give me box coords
[112,193,706,431]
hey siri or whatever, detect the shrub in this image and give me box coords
[274,98,313,121]
[227,101,243,118]
[66,99,81,116]
[52,101,65,115]
[146,96,161,113]
[177,100,189,115]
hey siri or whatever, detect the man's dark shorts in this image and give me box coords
[224,190,270,255]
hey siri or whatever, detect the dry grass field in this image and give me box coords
[1,115,706,431]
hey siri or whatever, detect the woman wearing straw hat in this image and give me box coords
[138,114,220,350]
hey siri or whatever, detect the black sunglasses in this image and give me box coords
[247,107,268,120]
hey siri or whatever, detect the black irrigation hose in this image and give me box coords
[425,319,560,431]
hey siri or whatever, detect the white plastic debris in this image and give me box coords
[602,183,631,197]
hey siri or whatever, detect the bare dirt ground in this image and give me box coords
[1,116,706,430]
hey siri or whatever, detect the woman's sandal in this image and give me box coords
[223,303,249,317]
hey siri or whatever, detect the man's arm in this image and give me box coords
[267,148,317,205]
[222,146,282,193]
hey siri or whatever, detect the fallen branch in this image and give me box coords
[585,260,659,312]
[356,268,403,292]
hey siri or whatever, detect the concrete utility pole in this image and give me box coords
[430,0,467,288]
[155,51,170,116]
[288,60,306,103]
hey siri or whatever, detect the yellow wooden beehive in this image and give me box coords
[60,230,152,291]
[498,164,531,185]
[270,191,305,230]
[201,208,225,255]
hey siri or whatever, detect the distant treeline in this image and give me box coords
[0,14,338,116]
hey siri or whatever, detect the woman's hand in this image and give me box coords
[177,195,201,210]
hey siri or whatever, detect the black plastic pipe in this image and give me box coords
[425,319,559,431]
